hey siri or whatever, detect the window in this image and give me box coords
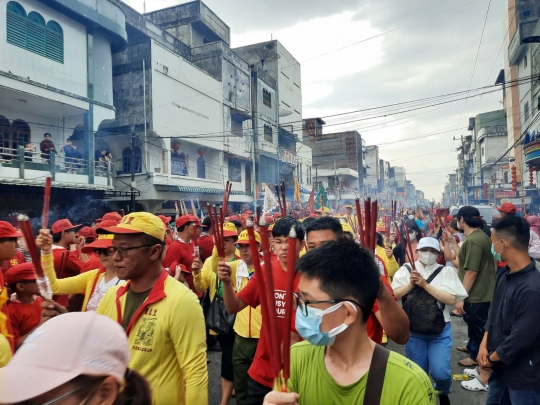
[525,101,530,122]
[0,117,30,160]
[6,2,64,63]
[171,151,188,176]
[263,125,273,143]
[263,88,271,108]
[229,158,241,182]
[260,155,278,184]
[231,115,243,137]
[122,147,142,173]
[245,163,252,196]
[197,155,205,179]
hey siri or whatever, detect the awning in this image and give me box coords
[155,184,245,195]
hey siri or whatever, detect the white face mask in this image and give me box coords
[408,215,415,220]
[409,231,417,240]
[418,251,438,266]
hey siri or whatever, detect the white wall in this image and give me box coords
[151,40,223,153]
[93,31,113,105]
[277,41,302,138]
[0,0,88,98]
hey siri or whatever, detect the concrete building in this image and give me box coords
[364,145,379,196]
[0,0,127,219]
[303,117,367,205]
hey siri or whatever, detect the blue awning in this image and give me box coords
[168,185,245,195]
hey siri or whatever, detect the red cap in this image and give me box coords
[244,210,253,215]
[51,219,81,234]
[0,221,23,238]
[189,215,201,226]
[101,212,122,223]
[157,215,172,225]
[78,227,96,240]
[264,214,273,223]
[497,202,516,213]
[175,216,194,228]
[5,262,36,285]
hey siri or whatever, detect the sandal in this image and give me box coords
[461,377,488,392]
[457,346,469,353]
[458,358,478,367]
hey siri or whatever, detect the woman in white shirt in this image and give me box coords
[392,237,468,405]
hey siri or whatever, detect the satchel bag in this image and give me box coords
[205,274,236,335]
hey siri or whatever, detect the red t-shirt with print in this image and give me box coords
[238,260,299,388]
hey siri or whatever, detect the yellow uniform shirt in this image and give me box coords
[375,245,400,279]
[42,253,111,311]
[206,247,262,339]
[97,271,208,405]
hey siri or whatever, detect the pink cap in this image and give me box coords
[0,312,130,403]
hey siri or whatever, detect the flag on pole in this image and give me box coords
[263,184,278,213]
[294,178,302,209]
[314,185,327,210]
[307,186,315,213]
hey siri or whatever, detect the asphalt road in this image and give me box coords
[207,313,488,405]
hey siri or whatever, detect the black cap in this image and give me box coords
[202,216,211,228]
[457,206,481,219]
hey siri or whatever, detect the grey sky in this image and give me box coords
[127,0,509,201]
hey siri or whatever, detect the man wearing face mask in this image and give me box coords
[262,239,436,405]
[392,237,468,405]
[454,206,495,392]
[478,216,540,404]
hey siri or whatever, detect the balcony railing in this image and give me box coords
[0,146,111,186]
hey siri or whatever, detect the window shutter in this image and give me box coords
[46,21,63,63]
[6,9,27,50]
[27,12,46,56]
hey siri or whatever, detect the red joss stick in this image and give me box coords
[259,219,283,375]
[364,197,371,249]
[42,176,52,230]
[17,215,53,299]
[403,223,417,270]
[282,225,297,380]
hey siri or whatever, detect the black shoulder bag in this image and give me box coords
[363,344,390,405]
[205,274,236,335]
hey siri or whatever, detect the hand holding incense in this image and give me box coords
[18,215,53,300]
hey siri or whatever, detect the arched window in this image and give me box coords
[122,148,132,173]
[0,118,29,160]
[0,116,11,160]
[5,3,63,63]
[197,155,205,179]
[7,2,27,49]
[229,158,241,182]
[27,11,46,56]
[171,151,188,176]
[46,21,63,63]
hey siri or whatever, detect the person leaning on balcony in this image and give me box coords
[39,133,58,161]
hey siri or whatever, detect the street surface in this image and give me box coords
[207,310,488,405]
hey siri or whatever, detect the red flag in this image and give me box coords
[307,187,315,213]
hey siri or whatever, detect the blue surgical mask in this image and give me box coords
[295,302,355,346]
[491,239,506,261]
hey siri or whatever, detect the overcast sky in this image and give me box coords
[126,0,508,201]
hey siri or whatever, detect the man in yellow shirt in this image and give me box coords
[96,212,208,405]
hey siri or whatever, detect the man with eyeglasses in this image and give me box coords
[95,212,208,405]
[36,220,121,312]
[263,239,436,405]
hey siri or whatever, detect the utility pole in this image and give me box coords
[130,132,136,212]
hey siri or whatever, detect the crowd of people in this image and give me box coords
[0,200,539,405]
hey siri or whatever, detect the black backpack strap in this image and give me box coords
[425,266,444,284]
[403,263,412,273]
[425,266,445,311]
[364,344,390,405]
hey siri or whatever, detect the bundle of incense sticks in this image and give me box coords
[8,214,18,228]
[435,208,445,230]
[402,222,417,270]
[17,214,52,300]
[42,176,52,230]
[355,198,365,246]
[207,204,225,258]
[392,200,397,222]
[257,217,283,376]
[175,201,180,217]
[275,182,287,217]
[221,181,232,224]
[191,198,197,217]
[282,225,298,381]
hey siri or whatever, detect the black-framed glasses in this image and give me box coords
[106,244,158,258]
[94,248,112,257]
[293,292,362,317]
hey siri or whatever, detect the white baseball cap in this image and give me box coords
[0,312,130,403]
[416,237,441,252]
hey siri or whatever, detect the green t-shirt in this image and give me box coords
[122,287,151,330]
[288,342,436,405]
[458,229,495,303]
